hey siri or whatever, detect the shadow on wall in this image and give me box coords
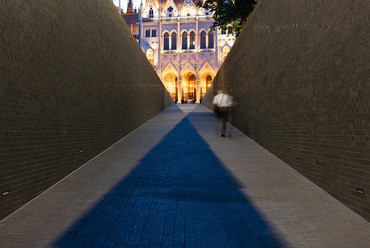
[53,112,286,247]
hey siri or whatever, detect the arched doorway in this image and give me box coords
[206,75,212,90]
[146,49,154,65]
[222,46,230,61]
[164,72,178,103]
[200,72,214,100]
[187,74,196,103]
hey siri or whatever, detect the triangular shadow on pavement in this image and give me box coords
[53,114,286,247]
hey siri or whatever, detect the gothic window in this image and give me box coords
[145,29,150,37]
[182,32,188,49]
[200,31,206,49]
[164,32,169,50]
[152,29,156,37]
[168,6,173,12]
[149,8,154,18]
[208,31,214,48]
[221,29,227,35]
[171,32,177,50]
[189,31,195,49]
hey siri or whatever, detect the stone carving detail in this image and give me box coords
[162,24,177,32]
[180,23,193,30]
[198,22,213,31]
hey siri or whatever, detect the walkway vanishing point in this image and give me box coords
[1,105,370,248]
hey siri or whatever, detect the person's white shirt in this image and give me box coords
[213,92,233,107]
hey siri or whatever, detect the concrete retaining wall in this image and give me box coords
[0,0,172,220]
[203,0,370,221]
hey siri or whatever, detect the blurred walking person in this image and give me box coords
[213,90,233,137]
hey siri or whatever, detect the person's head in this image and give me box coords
[218,90,223,94]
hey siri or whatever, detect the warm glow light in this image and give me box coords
[208,84,211,87]
[190,84,192,87]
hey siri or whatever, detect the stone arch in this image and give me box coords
[200,70,215,98]
[189,30,196,49]
[146,48,154,65]
[162,61,178,82]
[163,72,178,103]
[222,46,231,61]
[198,61,216,99]
[200,30,207,49]
[163,32,170,50]
[180,62,196,77]
[170,31,177,50]
[182,70,196,103]
[180,29,189,34]
[208,30,215,48]
[198,61,216,77]
[199,28,208,33]
[181,30,188,49]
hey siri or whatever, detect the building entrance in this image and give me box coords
[164,72,178,103]
[186,74,196,103]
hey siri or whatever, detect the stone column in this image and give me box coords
[196,17,199,62]
[195,79,201,104]
[177,20,180,51]
[215,28,219,69]
[158,18,161,73]
[177,80,182,104]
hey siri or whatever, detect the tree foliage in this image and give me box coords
[196,0,257,37]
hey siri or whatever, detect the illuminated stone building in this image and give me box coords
[121,1,139,40]
[119,0,235,103]
[139,0,236,103]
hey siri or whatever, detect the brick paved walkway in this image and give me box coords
[0,104,370,248]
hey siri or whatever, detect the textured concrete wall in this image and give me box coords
[203,0,370,221]
[0,0,172,220]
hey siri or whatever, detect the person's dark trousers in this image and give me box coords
[219,107,229,136]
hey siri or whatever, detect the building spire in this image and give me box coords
[127,0,134,13]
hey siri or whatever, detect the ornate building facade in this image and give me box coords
[121,0,139,40]
[122,0,236,103]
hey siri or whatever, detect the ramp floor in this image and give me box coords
[0,104,369,247]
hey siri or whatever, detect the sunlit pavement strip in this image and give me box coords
[0,104,369,248]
